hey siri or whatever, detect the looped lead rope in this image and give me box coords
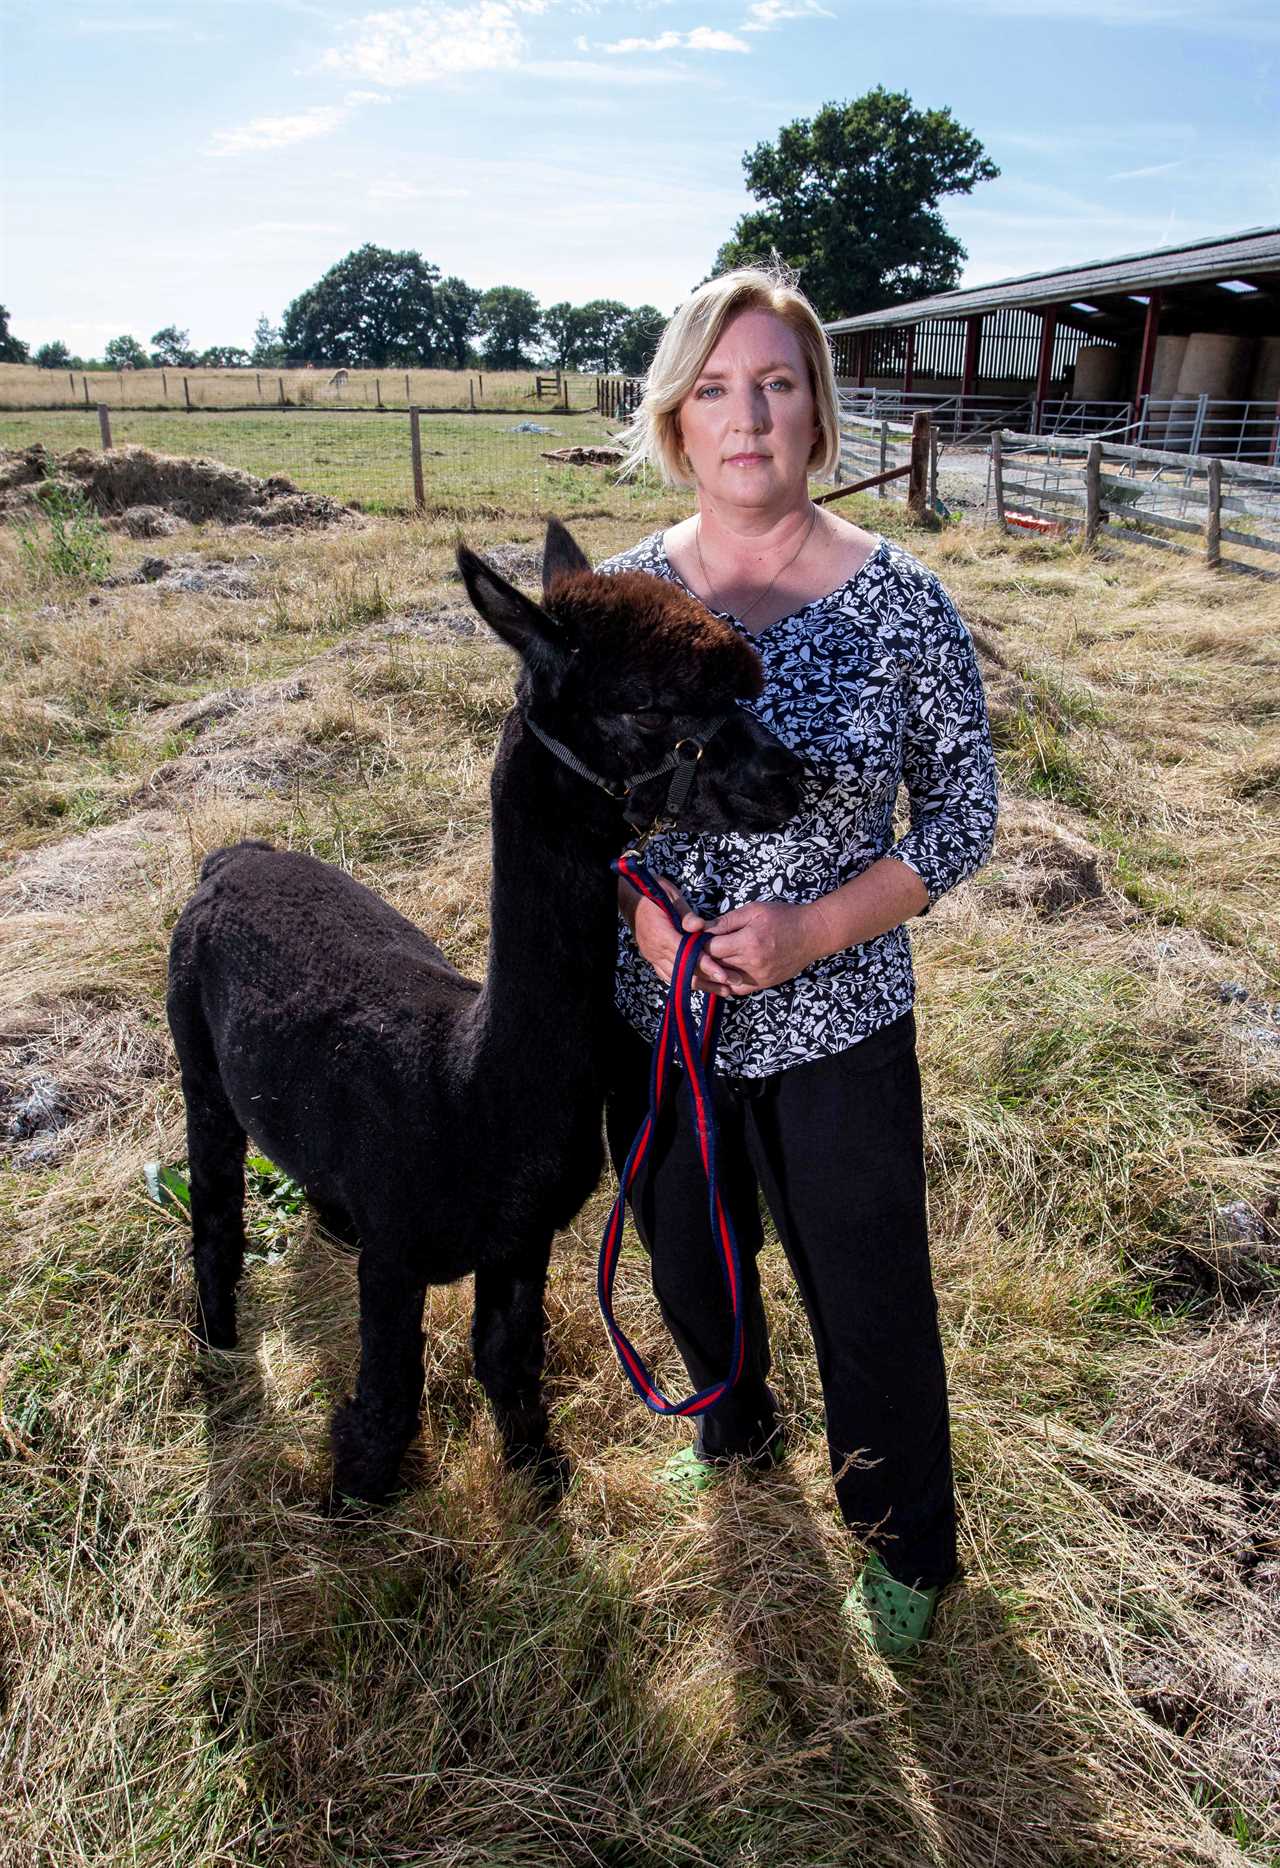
[597,852,745,1415]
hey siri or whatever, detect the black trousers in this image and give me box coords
[604,1007,957,1591]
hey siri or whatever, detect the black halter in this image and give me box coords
[524,712,731,823]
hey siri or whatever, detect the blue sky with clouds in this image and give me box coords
[2,0,1277,355]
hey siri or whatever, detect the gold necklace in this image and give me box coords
[694,503,819,627]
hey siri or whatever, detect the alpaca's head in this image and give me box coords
[457,518,804,833]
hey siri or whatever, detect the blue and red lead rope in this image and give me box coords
[597,852,745,1416]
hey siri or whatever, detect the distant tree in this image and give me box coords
[575,300,630,374]
[34,339,73,370]
[616,304,665,376]
[0,306,30,364]
[151,325,198,368]
[712,87,999,320]
[251,315,285,367]
[541,302,589,371]
[477,287,542,368]
[199,346,251,368]
[104,334,148,369]
[432,277,481,370]
[281,245,441,366]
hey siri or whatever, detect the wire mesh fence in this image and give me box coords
[0,407,679,524]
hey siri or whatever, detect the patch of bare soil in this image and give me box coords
[105,552,266,598]
[1107,1316,1280,1812]
[982,798,1123,918]
[0,444,358,530]
[445,540,541,587]
[1,992,170,1167]
[0,809,186,915]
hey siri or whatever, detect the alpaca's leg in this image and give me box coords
[182,1069,248,1351]
[471,1235,559,1478]
[330,1241,428,1504]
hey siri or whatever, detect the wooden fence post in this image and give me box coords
[67,370,75,396]
[409,406,426,511]
[469,379,476,411]
[405,371,411,403]
[82,376,90,407]
[1206,457,1222,567]
[1085,440,1102,547]
[928,429,939,512]
[478,373,484,399]
[97,404,113,450]
[907,411,930,520]
[162,370,168,399]
[256,372,262,400]
[992,431,1007,531]
[877,420,888,498]
[375,376,382,409]
[183,376,192,411]
[278,376,286,407]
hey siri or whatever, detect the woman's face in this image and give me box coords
[676,308,820,512]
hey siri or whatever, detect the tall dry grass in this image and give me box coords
[0,364,601,414]
[1,484,1278,1865]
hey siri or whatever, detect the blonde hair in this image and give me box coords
[619,266,841,487]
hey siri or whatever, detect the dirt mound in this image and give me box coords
[116,504,183,539]
[541,446,624,468]
[0,444,356,530]
[983,799,1117,917]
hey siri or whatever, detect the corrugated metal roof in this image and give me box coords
[824,225,1280,332]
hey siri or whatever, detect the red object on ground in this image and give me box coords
[1005,510,1065,535]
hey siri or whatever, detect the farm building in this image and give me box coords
[823,224,1280,459]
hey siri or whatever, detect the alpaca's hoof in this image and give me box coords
[508,1437,571,1505]
[329,1396,412,1506]
[322,1479,384,1520]
[193,1310,237,1352]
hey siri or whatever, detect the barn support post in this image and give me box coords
[855,333,868,389]
[961,315,982,398]
[97,404,113,450]
[903,326,916,396]
[1132,290,1162,433]
[1272,393,1280,468]
[410,406,426,511]
[1084,440,1102,547]
[1033,308,1059,435]
[907,411,930,521]
[991,430,1006,531]
[1205,458,1222,568]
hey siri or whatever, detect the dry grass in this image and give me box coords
[0,364,604,414]
[1,486,1279,1865]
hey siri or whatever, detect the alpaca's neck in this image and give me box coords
[466,712,622,1098]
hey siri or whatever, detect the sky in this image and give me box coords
[2,0,1278,356]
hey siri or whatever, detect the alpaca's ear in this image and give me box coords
[456,544,566,674]
[542,517,592,598]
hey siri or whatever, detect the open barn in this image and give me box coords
[825,223,1280,459]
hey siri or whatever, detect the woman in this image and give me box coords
[596,268,998,1659]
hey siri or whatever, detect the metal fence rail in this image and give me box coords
[991,429,1280,575]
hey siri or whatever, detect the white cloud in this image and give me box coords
[524,56,704,81]
[597,25,750,52]
[1108,159,1186,181]
[319,2,543,86]
[740,0,834,30]
[210,90,385,155]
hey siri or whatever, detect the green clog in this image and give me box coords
[844,1550,940,1660]
[656,1434,785,1501]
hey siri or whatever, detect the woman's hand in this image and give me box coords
[697,899,828,994]
[623,876,740,997]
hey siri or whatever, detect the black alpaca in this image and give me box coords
[166,519,804,1504]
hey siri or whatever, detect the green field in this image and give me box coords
[0,407,669,519]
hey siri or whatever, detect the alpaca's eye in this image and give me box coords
[626,708,671,731]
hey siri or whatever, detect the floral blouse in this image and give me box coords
[595,530,999,1078]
